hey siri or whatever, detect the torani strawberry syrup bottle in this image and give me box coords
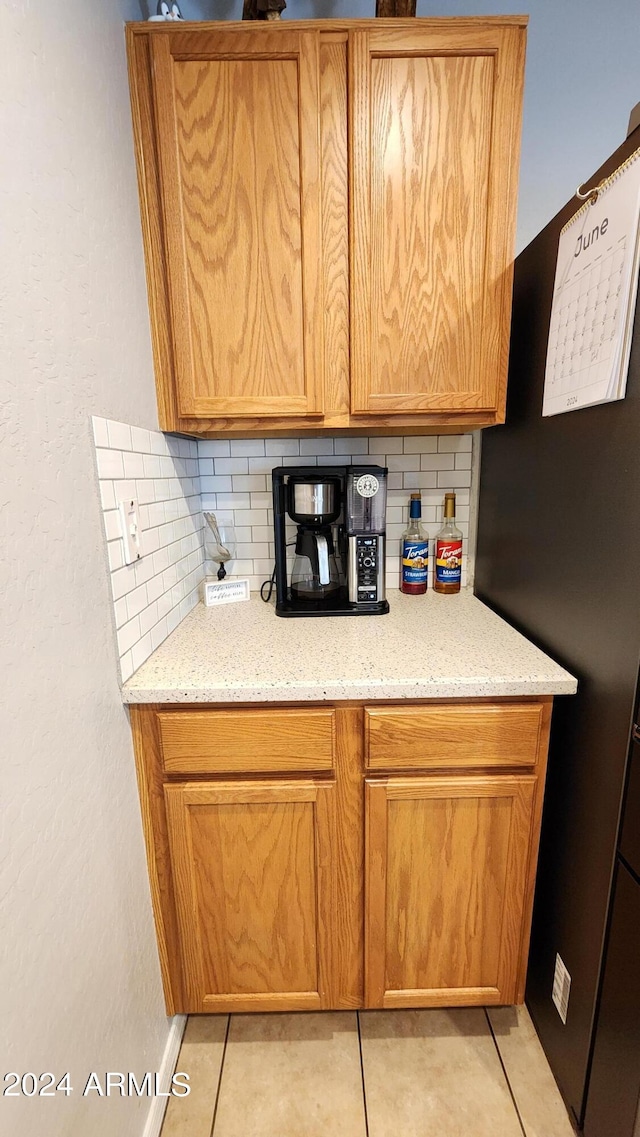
[401,493,429,595]
[434,492,462,594]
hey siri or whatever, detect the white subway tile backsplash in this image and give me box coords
[117,615,141,656]
[437,469,472,488]
[230,439,266,457]
[299,437,334,456]
[282,454,315,467]
[139,601,159,638]
[369,436,403,454]
[386,454,421,472]
[266,438,299,456]
[103,510,121,542]
[94,416,204,684]
[107,541,125,572]
[216,492,251,510]
[420,452,456,471]
[114,596,128,629]
[216,457,249,475]
[96,448,125,480]
[332,436,369,455]
[123,452,146,480]
[455,451,473,469]
[232,475,268,492]
[113,479,137,504]
[126,582,149,621]
[92,416,110,448]
[403,436,438,453]
[201,475,232,493]
[131,633,154,672]
[99,480,116,511]
[438,435,473,452]
[111,562,137,601]
[199,439,231,457]
[150,432,169,457]
[107,419,132,451]
[248,457,275,474]
[130,425,152,454]
[403,471,438,490]
[96,424,477,682]
[135,479,156,505]
[142,454,162,478]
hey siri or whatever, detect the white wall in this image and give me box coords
[0,3,171,1136]
[183,0,640,253]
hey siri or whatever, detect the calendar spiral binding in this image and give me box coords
[565,146,640,234]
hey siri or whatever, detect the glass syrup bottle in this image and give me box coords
[434,492,463,594]
[401,493,429,595]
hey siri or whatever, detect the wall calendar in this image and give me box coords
[543,147,640,416]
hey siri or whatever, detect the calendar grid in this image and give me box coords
[542,147,640,416]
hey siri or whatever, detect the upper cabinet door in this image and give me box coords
[349,23,525,416]
[150,29,323,419]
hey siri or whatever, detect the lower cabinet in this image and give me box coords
[364,775,537,1008]
[165,778,337,1013]
[130,700,550,1015]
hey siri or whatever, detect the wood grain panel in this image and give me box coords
[514,698,553,1001]
[365,775,536,1008]
[157,707,335,775]
[365,703,544,769]
[164,778,334,1012]
[320,39,350,419]
[330,707,365,1007]
[126,32,180,431]
[129,705,184,1014]
[350,23,526,418]
[150,30,323,420]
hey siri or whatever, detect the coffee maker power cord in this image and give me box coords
[260,567,276,603]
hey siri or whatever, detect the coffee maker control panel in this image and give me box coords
[354,535,382,603]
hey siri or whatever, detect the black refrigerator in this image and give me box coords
[475,125,640,1133]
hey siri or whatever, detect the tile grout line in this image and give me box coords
[208,1014,231,1137]
[356,1012,371,1137]
[484,1009,528,1137]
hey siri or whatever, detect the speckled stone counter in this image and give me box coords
[121,590,577,704]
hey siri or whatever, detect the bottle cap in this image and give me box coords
[443,491,456,519]
[409,492,422,519]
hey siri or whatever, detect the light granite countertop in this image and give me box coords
[121,590,577,704]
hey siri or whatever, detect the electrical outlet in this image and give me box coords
[118,499,143,565]
[552,953,571,1023]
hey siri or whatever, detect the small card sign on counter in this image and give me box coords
[203,579,250,606]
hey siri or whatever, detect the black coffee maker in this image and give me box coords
[271,465,389,617]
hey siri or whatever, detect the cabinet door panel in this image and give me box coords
[165,779,335,1012]
[365,775,536,1008]
[151,30,323,419]
[350,24,525,416]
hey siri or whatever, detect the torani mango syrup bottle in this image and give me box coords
[401,493,429,595]
[434,492,463,594]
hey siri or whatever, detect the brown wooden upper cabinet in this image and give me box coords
[127,18,526,435]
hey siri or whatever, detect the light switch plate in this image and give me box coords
[118,499,143,564]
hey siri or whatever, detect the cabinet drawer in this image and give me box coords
[365,703,544,770]
[157,708,336,776]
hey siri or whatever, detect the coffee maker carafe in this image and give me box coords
[288,476,341,602]
[271,465,389,617]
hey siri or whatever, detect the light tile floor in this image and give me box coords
[161,1006,576,1137]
